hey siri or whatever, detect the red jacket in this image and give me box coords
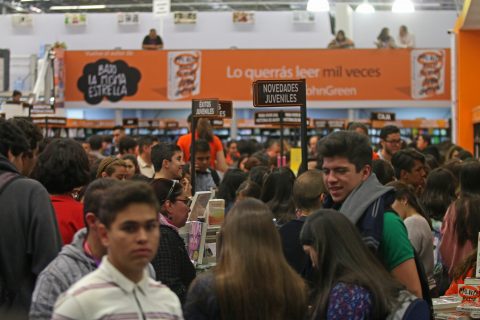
[50,194,84,245]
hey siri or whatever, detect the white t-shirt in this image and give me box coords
[52,256,183,320]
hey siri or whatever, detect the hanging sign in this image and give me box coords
[122,118,139,126]
[218,100,233,119]
[165,120,179,129]
[192,99,220,118]
[253,79,306,107]
[371,112,396,121]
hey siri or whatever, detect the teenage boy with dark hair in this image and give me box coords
[318,131,422,298]
[0,119,61,318]
[377,125,402,162]
[187,139,220,192]
[110,125,126,155]
[391,148,427,195]
[88,135,106,161]
[137,136,155,178]
[8,118,43,177]
[119,136,138,157]
[279,169,326,283]
[30,179,119,320]
[152,142,185,181]
[52,181,182,320]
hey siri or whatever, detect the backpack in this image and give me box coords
[387,290,430,320]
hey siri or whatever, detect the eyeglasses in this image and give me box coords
[166,180,179,201]
[385,139,402,144]
[176,198,192,207]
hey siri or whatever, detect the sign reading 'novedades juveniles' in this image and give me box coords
[253,80,306,107]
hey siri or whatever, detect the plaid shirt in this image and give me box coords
[151,225,196,304]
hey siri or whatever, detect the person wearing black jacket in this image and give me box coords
[0,118,61,319]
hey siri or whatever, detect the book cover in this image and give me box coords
[187,221,207,265]
[207,199,225,226]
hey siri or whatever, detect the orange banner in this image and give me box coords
[65,49,451,104]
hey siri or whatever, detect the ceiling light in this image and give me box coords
[392,0,415,13]
[30,5,42,12]
[50,5,106,10]
[307,0,329,12]
[356,1,375,13]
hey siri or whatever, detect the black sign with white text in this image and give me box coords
[253,79,306,107]
[371,112,396,121]
[218,100,233,119]
[122,118,139,126]
[165,121,179,129]
[192,99,220,118]
[77,59,141,105]
[210,119,224,127]
[30,104,55,115]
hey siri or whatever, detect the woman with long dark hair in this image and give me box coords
[184,199,307,320]
[440,160,480,277]
[32,138,90,245]
[420,167,457,294]
[300,209,429,319]
[388,181,436,294]
[215,168,247,213]
[376,27,396,48]
[260,167,296,226]
[150,178,196,304]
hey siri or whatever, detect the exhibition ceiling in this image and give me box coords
[0,0,464,13]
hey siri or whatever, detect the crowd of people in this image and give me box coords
[0,115,477,319]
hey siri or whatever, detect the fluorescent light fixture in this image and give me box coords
[30,5,42,13]
[356,1,375,13]
[307,0,330,12]
[50,5,106,10]
[392,0,415,13]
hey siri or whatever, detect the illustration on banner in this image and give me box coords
[411,49,445,99]
[168,51,201,100]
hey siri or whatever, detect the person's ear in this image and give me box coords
[361,165,372,181]
[400,169,409,181]
[164,200,174,212]
[101,172,108,178]
[85,212,97,231]
[319,193,326,203]
[98,223,109,248]
[162,159,169,169]
[380,139,385,149]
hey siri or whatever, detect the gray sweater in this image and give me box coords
[29,228,96,320]
[29,228,157,320]
[404,214,436,290]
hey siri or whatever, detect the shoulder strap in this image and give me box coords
[210,168,220,187]
[0,171,23,196]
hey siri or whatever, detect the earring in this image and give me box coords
[168,215,173,220]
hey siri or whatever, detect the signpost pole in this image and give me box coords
[300,80,308,173]
[191,104,196,193]
[279,111,284,166]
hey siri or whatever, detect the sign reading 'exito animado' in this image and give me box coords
[65,49,451,104]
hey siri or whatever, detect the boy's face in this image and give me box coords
[166,151,185,179]
[100,203,159,280]
[195,151,210,172]
[322,156,370,203]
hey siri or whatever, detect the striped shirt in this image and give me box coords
[52,256,183,320]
